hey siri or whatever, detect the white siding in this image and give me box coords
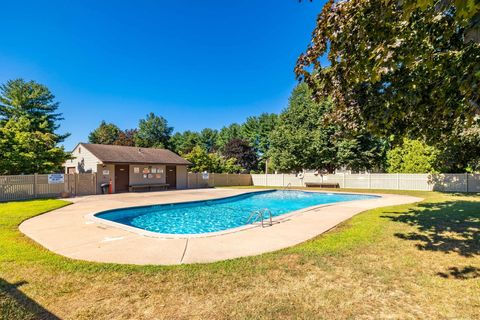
[64,144,101,173]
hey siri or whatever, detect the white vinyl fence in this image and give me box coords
[251,173,480,193]
[187,173,252,189]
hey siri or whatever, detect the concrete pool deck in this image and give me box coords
[19,188,422,265]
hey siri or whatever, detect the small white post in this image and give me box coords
[368,172,371,189]
[343,173,346,188]
[396,173,400,190]
[33,173,38,198]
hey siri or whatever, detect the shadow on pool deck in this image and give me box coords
[0,278,60,319]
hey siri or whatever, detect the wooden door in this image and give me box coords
[115,165,129,192]
[166,166,176,189]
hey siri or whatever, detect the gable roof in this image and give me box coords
[79,143,191,165]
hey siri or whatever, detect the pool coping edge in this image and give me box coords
[85,189,383,239]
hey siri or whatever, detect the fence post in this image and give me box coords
[368,173,371,189]
[396,173,400,190]
[282,173,285,187]
[74,173,78,196]
[33,173,38,198]
[93,173,97,195]
[226,173,230,186]
[343,173,346,188]
[466,173,469,193]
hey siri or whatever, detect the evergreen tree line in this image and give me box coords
[87,112,276,173]
[1,79,479,175]
[87,83,480,174]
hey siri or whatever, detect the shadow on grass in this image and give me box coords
[437,266,480,280]
[0,278,60,320]
[383,201,480,257]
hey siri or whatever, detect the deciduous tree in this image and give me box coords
[88,121,121,145]
[216,123,244,151]
[386,139,439,173]
[182,146,242,173]
[436,123,480,172]
[199,128,218,152]
[241,113,278,156]
[223,138,258,172]
[113,129,137,146]
[296,0,480,144]
[170,130,201,154]
[134,112,173,148]
[269,84,385,173]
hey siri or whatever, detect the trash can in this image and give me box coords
[100,183,109,194]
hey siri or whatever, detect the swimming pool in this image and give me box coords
[94,190,378,235]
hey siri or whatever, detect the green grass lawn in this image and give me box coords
[1,189,479,319]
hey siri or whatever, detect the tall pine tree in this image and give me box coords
[0,79,70,174]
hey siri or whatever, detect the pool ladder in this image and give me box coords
[246,208,273,227]
[283,183,292,190]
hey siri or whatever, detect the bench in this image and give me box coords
[129,183,170,192]
[304,182,340,188]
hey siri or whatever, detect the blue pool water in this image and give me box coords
[95,190,378,235]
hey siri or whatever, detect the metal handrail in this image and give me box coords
[246,210,260,224]
[246,208,273,227]
[283,183,292,191]
[261,208,273,227]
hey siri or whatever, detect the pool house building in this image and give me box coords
[64,143,191,193]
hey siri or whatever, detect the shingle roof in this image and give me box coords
[80,143,191,165]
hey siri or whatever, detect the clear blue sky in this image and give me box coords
[0,0,327,150]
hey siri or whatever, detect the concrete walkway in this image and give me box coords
[19,188,422,265]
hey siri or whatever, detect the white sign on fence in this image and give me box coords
[202,171,209,180]
[48,174,64,184]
